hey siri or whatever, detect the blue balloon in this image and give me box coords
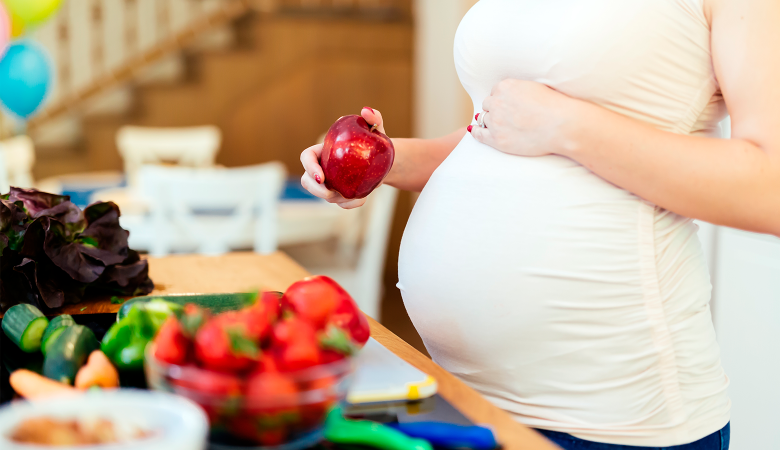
[0,42,51,119]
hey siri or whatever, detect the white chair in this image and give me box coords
[135,162,286,256]
[0,135,35,192]
[286,185,399,319]
[116,126,221,188]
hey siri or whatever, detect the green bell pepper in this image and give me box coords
[101,304,165,370]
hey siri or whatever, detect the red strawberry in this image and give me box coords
[181,303,210,337]
[282,276,343,328]
[253,352,280,374]
[194,319,259,372]
[258,291,282,321]
[272,317,317,348]
[320,349,346,364]
[170,370,242,424]
[245,371,299,416]
[278,340,321,372]
[154,316,191,365]
[300,375,338,427]
[216,310,269,342]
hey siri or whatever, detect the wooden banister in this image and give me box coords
[27,0,253,130]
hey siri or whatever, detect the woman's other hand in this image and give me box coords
[300,107,385,209]
[469,79,581,157]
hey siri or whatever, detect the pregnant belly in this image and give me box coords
[397,134,717,425]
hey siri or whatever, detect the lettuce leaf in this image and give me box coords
[0,188,153,311]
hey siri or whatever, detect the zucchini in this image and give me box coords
[43,325,100,385]
[2,304,49,353]
[41,315,76,356]
[117,293,258,321]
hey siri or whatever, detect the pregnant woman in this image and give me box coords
[301,0,779,448]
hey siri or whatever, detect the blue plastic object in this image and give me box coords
[387,422,498,450]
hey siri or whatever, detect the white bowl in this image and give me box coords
[0,389,208,450]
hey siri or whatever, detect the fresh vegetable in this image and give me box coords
[74,350,119,389]
[42,325,100,385]
[117,293,257,321]
[0,187,153,311]
[9,369,77,399]
[2,304,49,353]
[41,314,76,356]
[101,305,156,370]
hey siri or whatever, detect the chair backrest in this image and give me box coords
[138,162,287,256]
[116,126,221,187]
[0,136,35,192]
[352,184,399,318]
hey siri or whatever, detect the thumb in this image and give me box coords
[468,125,497,149]
[361,106,386,134]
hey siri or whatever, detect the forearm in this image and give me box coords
[561,101,780,235]
[384,128,466,192]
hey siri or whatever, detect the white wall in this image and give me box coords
[413,0,476,139]
[699,117,780,448]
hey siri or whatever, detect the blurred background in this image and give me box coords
[0,1,776,447]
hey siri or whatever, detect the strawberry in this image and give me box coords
[281,276,343,328]
[170,369,242,424]
[181,303,210,337]
[154,316,191,365]
[278,340,321,372]
[272,316,317,348]
[194,319,259,372]
[300,375,338,427]
[253,352,280,374]
[245,371,300,416]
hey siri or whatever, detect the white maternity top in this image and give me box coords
[397,0,730,447]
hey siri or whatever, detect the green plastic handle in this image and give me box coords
[325,407,433,450]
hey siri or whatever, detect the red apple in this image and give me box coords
[320,115,395,199]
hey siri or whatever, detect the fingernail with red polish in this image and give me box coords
[363,106,374,114]
[475,113,480,121]
[467,125,473,133]
[315,174,322,184]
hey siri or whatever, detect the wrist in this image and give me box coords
[555,99,590,160]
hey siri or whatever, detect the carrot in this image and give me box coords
[75,350,120,390]
[10,369,77,399]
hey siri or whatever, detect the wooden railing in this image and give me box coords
[1,0,410,135]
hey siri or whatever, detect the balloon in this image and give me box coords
[2,0,62,27]
[0,3,8,54]
[0,42,51,118]
[9,9,23,38]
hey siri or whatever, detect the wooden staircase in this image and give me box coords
[25,1,413,180]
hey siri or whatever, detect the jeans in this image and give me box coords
[536,423,730,450]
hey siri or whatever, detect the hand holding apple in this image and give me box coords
[300,107,393,207]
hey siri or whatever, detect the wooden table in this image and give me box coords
[61,252,560,450]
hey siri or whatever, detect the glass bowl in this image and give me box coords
[144,344,354,450]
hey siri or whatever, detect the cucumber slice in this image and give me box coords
[43,325,100,385]
[41,315,76,356]
[2,304,49,353]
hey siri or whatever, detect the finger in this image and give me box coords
[300,173,347,203]
[361,106,386,134]
[300,144,325,184]
[481,96,494,114]
[468,124,498,149]
[337,197,367,209]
